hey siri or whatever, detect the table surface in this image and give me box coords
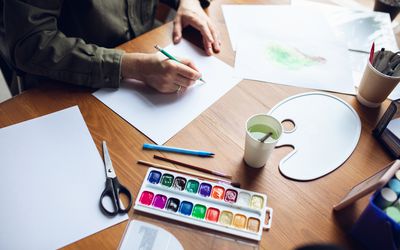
[0,0,396,249]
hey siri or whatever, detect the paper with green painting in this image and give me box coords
[234,37,354,94]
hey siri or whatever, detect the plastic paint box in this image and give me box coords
[351,191,400,250]
[134,168,273,241]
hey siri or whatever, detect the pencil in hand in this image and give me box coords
[154,45,206,83]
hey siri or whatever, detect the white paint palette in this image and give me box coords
[268,92,361,181]
[134,168,273,241]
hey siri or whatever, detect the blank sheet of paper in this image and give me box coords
[222,5,337,51]
[0,106,128,250]
[93,40,241,145]
[292,0,398,53]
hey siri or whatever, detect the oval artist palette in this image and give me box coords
[134,168,273,241]
[268,92,361,181]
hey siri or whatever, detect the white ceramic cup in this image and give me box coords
[244,114,283,168]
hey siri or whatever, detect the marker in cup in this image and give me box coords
[388,178,400,195]
[393,198,400,210]
[395,170,400,181]
[385,206,400,223]
[374,187,397,209]
[357,51,400,108]
[244,114,282,168]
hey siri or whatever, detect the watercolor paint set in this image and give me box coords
[134,168,273,241]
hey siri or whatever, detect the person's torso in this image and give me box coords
[59,0,158,48]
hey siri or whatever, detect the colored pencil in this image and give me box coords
[137,160,240,188]
[153,155,232,179]
[154,45,206,83]
[143,143,214,157]
[369,42,375,63]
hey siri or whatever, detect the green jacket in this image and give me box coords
[0,0,180,90]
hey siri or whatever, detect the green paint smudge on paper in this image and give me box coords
[265,43,326,70]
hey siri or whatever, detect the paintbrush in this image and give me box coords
[259,132,273,143]
[137,160,240,188]
[153,155,232,179]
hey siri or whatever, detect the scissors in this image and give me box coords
[99,141,132,216]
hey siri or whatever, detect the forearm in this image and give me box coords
[121,53,147,81]
[13,32,123,88]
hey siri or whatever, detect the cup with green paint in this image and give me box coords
[244,114,282,168]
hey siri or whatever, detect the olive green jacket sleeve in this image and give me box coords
[5,0,123,88]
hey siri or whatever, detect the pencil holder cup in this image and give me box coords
[357,61,400,108]
[244,114,282,168]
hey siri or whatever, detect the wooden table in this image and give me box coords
[0,0,395,249]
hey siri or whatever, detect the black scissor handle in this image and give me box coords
[113,178,133,213]
[99,178,119,216]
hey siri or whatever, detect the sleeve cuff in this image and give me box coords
[91,48,124,88]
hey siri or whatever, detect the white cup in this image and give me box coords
[244,114,282,168]
[357,60,400,108]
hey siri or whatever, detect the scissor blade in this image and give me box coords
[102,141,116,178]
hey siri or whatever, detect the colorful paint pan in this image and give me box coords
[166,198,180,212]
[247,217,261,232]
[206,207,220,222]
[153,194,167,209]
[250,195,264,210]
[134,168,272,241]
[192,204,207,219]
[173,177,187,191]
[161,174,174,187]
[186,179,199,193]
[211,186,225,200]
[199,183,212,197]
[139,191,154,206]
[224,189,238,203]
[148,170,162,184]
[179,201,193,216]
[233,214,247,229]
[237,192,251,206]
[219,211,233,226]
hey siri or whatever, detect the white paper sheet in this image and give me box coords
[222,5,337,51]
[93,40,241,145]
[0,106,128,250]
[223,4,354,93]
[291,0,400,99]
[234,37,355,94]
[292,0,398,53]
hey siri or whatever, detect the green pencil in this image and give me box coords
[154,45,206,83]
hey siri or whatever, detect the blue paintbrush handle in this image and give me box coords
[143,143,214,157]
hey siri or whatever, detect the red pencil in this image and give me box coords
[369,42,375,63]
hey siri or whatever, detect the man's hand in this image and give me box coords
[173,0,220,56]
[121,53,202,93]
